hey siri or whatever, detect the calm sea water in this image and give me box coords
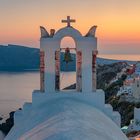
[0,72,76,119]
[0,72,39,118]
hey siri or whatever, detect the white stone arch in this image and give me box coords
[59,36,77,91]
[60,36,76,49]
[54,27,83,43]
[53,27,83,52]
[54,27,82,91]
[40,25,98,93]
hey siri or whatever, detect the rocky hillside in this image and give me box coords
[98,62,140,127]
[97,62,127,90]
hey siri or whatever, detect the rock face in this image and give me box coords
[0,112,14,135]
[5,95,128,140]
[97,62,127,89]
[0,116,3,121]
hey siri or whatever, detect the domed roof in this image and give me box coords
[6,97,127,140]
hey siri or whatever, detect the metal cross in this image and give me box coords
[62,16,76,27]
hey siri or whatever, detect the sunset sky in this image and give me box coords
[0,0,140,55]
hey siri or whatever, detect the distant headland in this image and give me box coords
[0,44,135,72]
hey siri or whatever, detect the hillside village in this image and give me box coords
[102,62,140,139]
[117,62,140,102]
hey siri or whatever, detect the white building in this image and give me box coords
[132,78,140,100]
[129,108,140,131]
[135,62,140,76]
[5,16,127,140]
[117,73,140,99]
[117,86,133,96]
[117,76,134,97]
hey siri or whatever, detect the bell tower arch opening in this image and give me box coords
[59,36,76,91]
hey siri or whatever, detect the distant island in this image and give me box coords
[0,45,39,71]
[0,44,135,71]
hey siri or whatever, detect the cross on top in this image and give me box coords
[62,16,76,27]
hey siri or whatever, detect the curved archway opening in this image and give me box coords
[60,36,76,90]
[60,36,76,49]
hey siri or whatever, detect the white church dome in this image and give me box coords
[6,97,128,140]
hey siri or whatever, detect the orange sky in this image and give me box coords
[0,0,140,54]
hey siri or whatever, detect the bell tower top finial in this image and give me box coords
[61,16,76,27]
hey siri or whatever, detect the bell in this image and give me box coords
[64,47,73,64]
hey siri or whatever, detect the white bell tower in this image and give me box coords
[40,16,98,93]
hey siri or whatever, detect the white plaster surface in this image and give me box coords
[5,92,127,140]
[0,131,5,140]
